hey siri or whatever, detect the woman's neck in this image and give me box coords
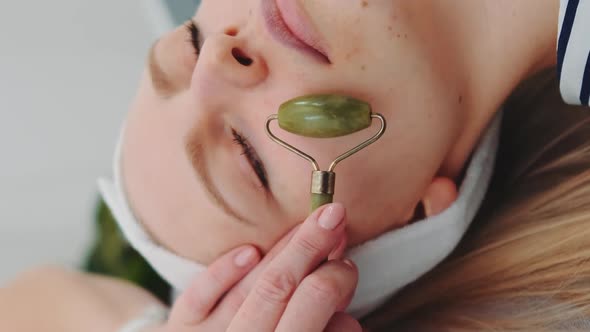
[442,0,559,177]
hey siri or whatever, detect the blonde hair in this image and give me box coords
[363,69,590,331]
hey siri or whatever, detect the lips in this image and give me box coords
[262,0,330,63]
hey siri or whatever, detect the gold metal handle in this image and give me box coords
[265,113,387,211]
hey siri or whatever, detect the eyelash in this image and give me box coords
[232,129,269,189]
[185,21,201,56]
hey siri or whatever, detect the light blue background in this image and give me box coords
[0,1,203,284]
[167,1,201,25]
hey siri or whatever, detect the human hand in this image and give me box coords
[152,203,360,332]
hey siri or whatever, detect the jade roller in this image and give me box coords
[265,94,387,212]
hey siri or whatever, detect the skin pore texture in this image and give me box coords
[122,0,558,265]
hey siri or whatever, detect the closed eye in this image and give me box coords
[185,20,202,57]
[148,20,203,97]
[231,129,269,189]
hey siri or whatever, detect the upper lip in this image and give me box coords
[262,0,331,63]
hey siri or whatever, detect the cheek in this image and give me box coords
[263,135,316,222]
[331,97,461,245]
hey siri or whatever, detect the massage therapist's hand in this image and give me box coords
[150,203,361,332]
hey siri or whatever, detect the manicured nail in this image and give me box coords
[234,247,257,267]
[318,203,345,230]
[343,258,355,269]
[422,199,432,218]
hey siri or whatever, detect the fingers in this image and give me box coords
[210,225,300,323]
[168,245,260,326]
[234,225,301,293]
[328,236,348,261]
[275,259,359,332]
[228,203,347,332]
[325,312,363,332]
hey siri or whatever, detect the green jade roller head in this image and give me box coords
[265,94,387,212]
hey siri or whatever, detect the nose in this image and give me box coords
[193,31,268,90]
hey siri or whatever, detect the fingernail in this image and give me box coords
[318,203,345,230]
[343,258,355,269]
[234,247,257,267]
[422,198,432,217]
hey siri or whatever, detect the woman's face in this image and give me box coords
[122,0,469,263]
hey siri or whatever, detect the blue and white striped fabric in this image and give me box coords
[558,0,590,106]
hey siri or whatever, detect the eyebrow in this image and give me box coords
[148,40,182,97]
[185,132,256,226]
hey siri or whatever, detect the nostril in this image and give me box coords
[232,48,254,66]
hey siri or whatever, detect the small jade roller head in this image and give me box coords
[265,94,387,212]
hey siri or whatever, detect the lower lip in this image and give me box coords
[262,0,330,63]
